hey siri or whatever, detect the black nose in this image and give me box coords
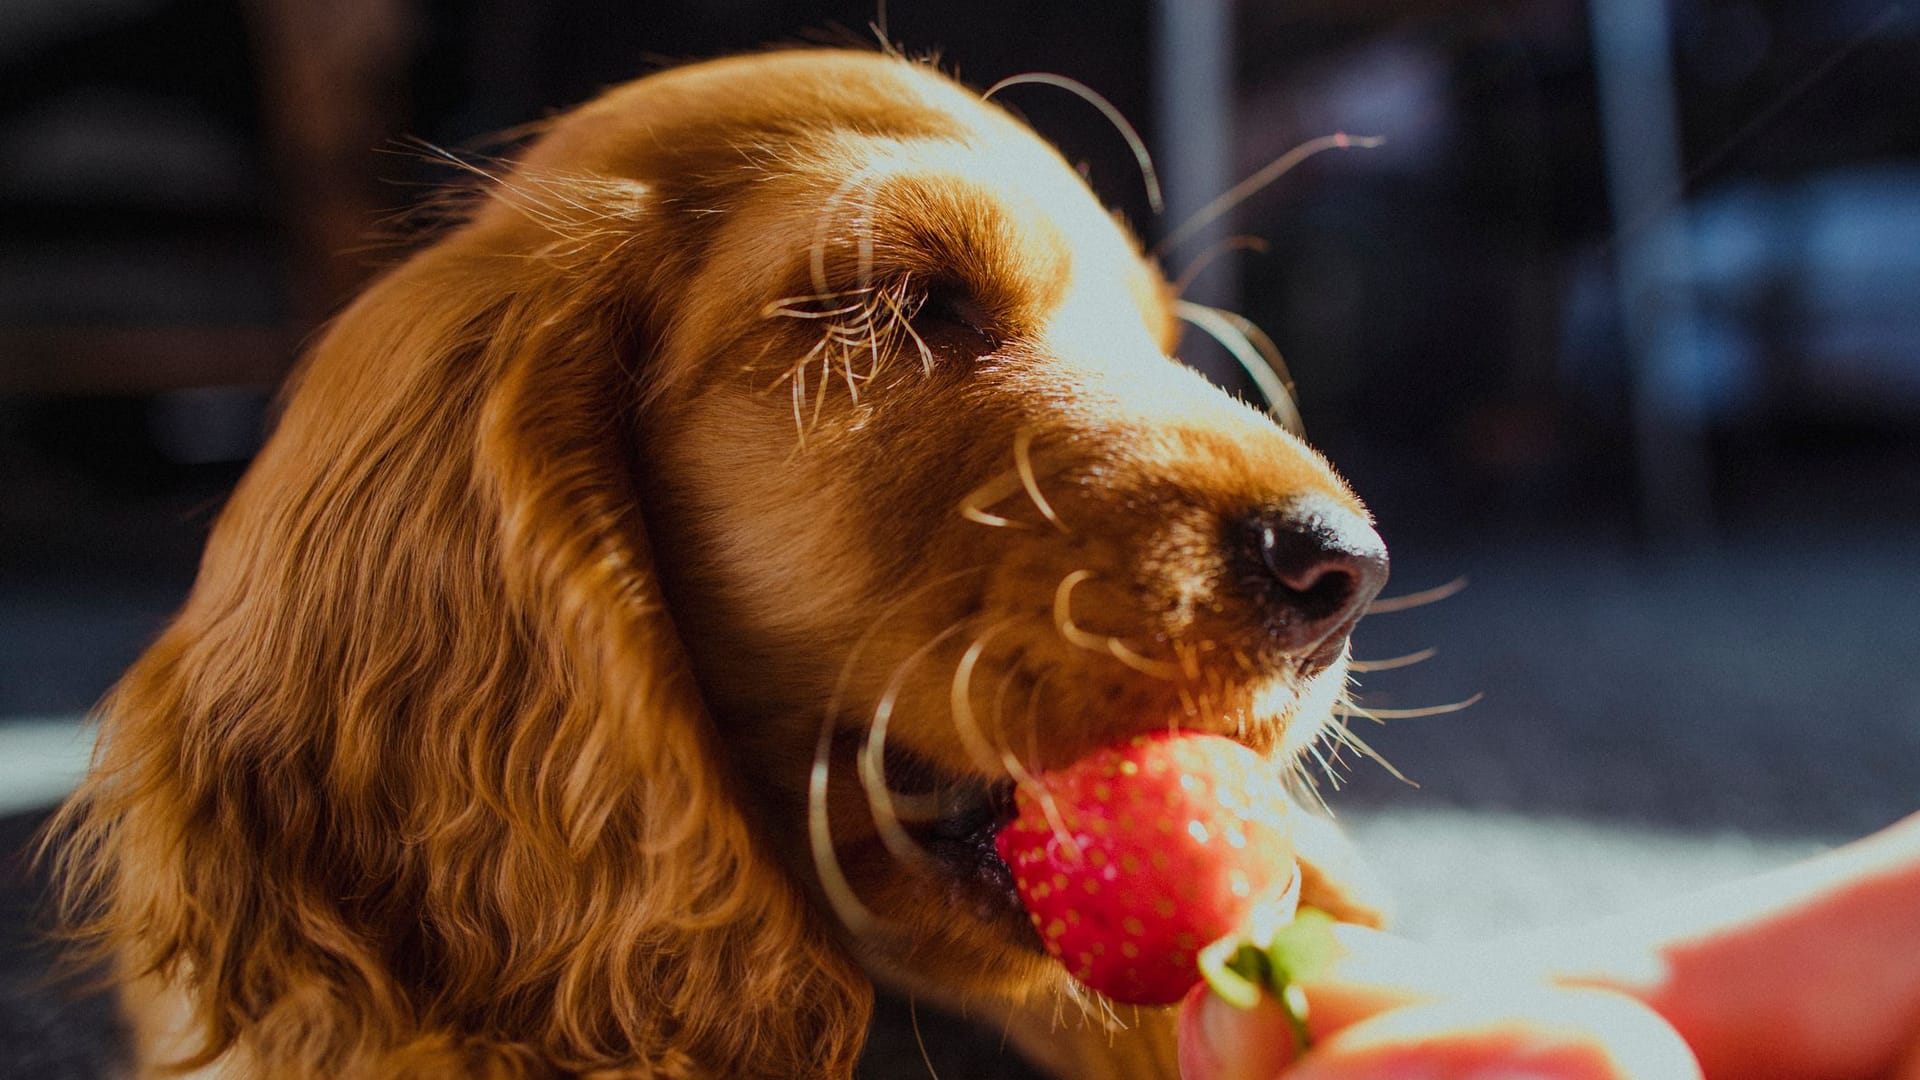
[1245,497,1389,660]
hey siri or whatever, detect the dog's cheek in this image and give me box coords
[639,391,892,702]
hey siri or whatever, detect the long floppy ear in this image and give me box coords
[51,191,871,1077]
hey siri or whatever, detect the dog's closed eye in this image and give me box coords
[910,279,999,355]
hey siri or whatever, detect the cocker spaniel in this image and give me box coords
[52,49,1393,1080]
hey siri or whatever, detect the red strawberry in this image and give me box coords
[994,731,1300,1005]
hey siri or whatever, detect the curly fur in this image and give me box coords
[49,50,1387,1080]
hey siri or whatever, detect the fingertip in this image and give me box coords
[1178,982,1302,1080]
[1284,988,1701,1080]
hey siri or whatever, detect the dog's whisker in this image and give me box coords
[959,468,1034,530]
[949,619,1022,777]
[1154,132,1383,256]
[1012,427,1067,533]
[1327,721,1417,787]
[1334,692,1482,721]
[1057,976,1094,1029]
[1000,743,1075,857]
[862,622,974,866]
[985,658,1025,773]
[1178,640,1206,682]
[1348,647,1439,673]
[1051,570,1111,657]
[1175,685,1198,720]
[1285,750,1336,816]
[826,567,990,728]
[1003,673,1081,858]
[1365,576,1468,615]
[908,995,945,1080]
[809,713,882,939]
[1173,301,1304,435]
[1104,638,1181,681]
[856,197,878,297]
[810,169,881,298]
[1305,740,1344,791]
[810,567,986,940]
[982,72,1164,216]
[1171,234,1271,298]
[959,505,1023,529]
[884,789,948,823]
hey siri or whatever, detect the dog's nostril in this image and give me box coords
[1248,498,1390,657]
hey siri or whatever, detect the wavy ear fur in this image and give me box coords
[50,183,871,1078]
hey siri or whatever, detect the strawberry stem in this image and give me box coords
[1198,906,1342,1055]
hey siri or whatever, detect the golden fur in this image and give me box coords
[51,50,1387,1079]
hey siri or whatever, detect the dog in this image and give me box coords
[50,49,1391,1079]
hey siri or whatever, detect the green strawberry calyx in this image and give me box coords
[1196,905,1344,1053]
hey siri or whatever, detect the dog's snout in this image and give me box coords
[1245,498,1389,658]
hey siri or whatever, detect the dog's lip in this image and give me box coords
[895,771,1038,944]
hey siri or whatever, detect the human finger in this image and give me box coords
[1177,926,1544,1080]
[1548,813,1920,1079]
[1283,987,1700,1080]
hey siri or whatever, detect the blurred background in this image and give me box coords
[2,1,1916,1076]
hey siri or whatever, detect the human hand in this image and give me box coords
[1177,813,1920,1080]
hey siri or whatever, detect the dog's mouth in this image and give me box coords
[920,781,1023,904]
[880,749,1034,940]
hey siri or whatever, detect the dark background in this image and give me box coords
[3,2,1917,1077]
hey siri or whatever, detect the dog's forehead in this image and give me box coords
[531,51,1000,179]
[511,49,1175,365]
[547,52,1138,253]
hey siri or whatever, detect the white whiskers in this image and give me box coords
[1155,132,1383,256]
[1347,647,1438,673]
[1365,577,1468,615]
[1173,301,1305,435]
[1012,428,1066,532]
[982,72,1164,217]
[1052,570,1182,681]
[861,623,974,866]
[808,566,984,938]
[1336,693,1483,721]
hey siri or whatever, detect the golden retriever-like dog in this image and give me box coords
[51,49,1391,1079]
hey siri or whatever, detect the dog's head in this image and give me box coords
[61,50,1385,1077]
[588,49,1388,995]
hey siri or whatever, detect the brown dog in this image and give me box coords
[52,50,1389,1079]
